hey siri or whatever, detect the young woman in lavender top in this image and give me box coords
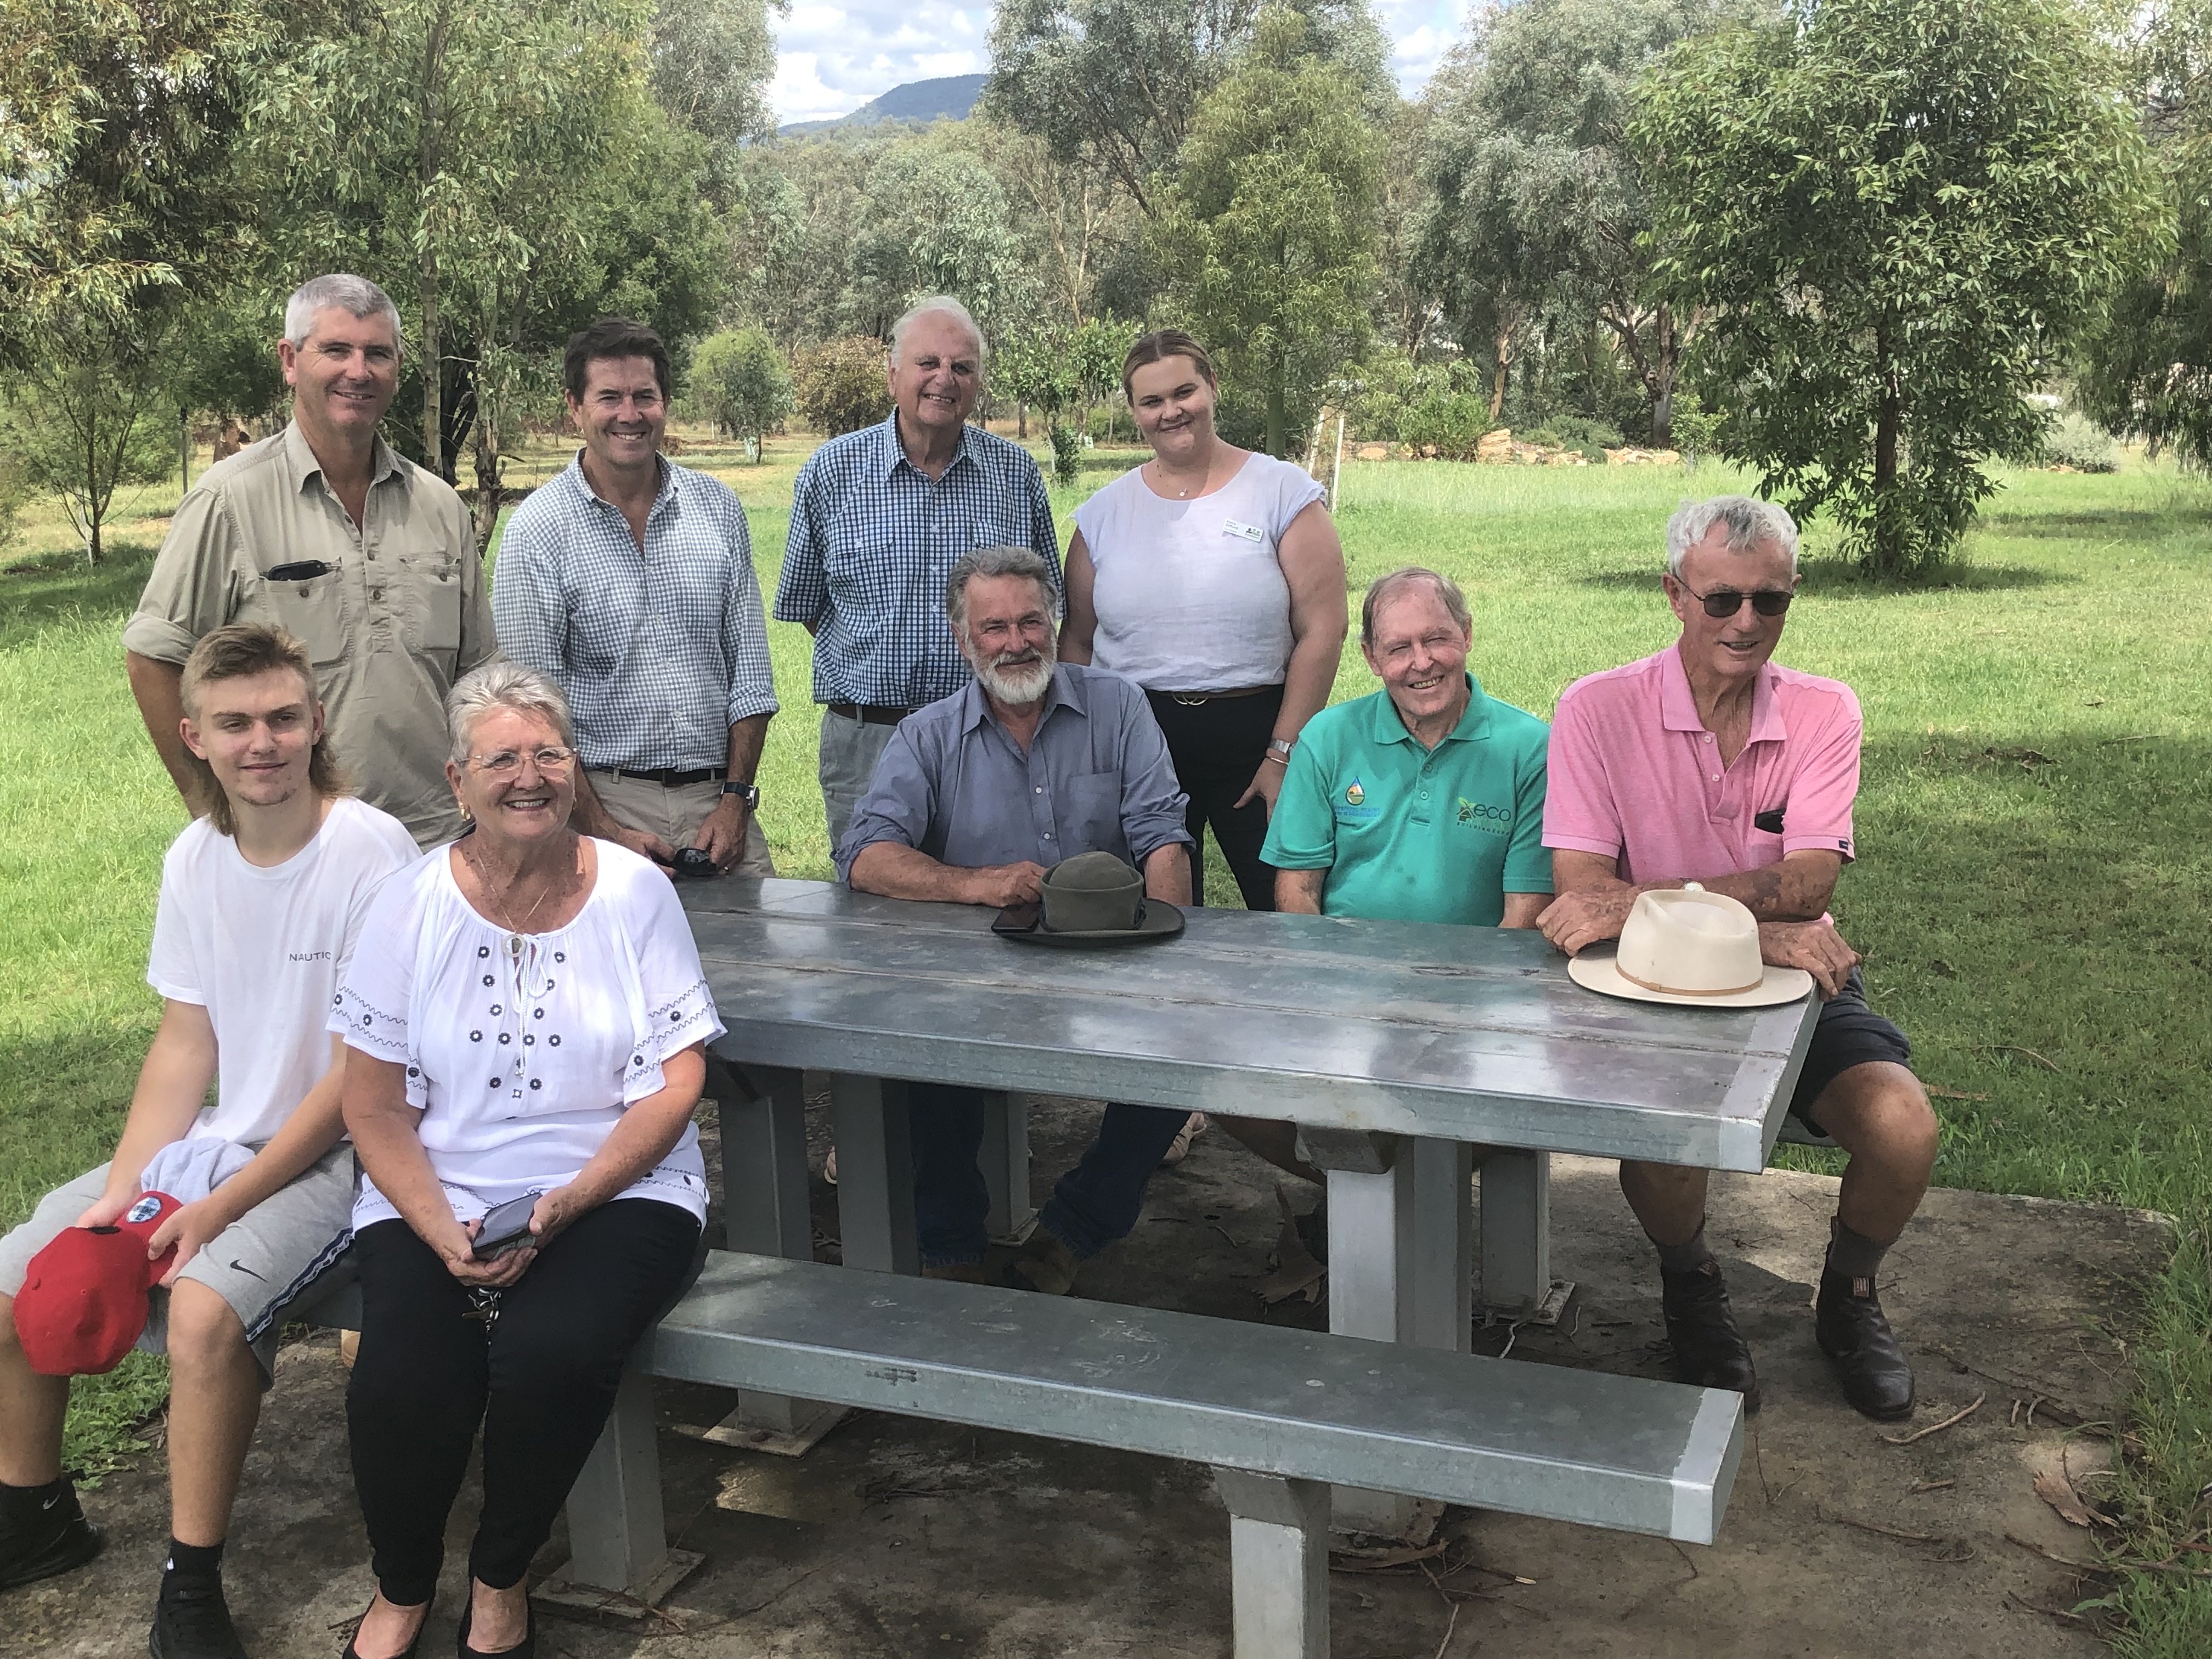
[1060,330,1350,912]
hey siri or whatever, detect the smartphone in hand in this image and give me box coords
[471,1192,544,1260]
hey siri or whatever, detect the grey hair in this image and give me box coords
[445,661,575,769]
[946,545,1057,629]
[1361,566,1471,647]
[889,295,986,368]
[1664,495,1800,577]
[284,274,403,352]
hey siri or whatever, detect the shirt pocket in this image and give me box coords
[400,554,464,656]
[1060,771,1124,857]
[256,571,349,667]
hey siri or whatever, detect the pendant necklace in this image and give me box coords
[1152,460,1199,499]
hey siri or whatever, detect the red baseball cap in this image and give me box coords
[13,1192,182,1376]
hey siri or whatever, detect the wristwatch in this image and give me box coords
[1265,737,1296,763]
[721,781,761,810]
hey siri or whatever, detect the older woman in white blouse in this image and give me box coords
[336,663,719,1659]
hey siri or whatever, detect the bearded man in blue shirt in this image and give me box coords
[838,545,1194,1295]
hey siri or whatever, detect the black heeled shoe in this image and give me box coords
[340,1595,429,1659]
[456,1594,534,1659]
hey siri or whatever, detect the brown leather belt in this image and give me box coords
[827,702,917,726]
[1149,684,1279,706]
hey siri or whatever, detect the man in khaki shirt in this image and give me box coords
[125,274,496,847]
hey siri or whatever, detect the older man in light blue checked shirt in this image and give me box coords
[495,318,778,876]
[775,296,1060,853]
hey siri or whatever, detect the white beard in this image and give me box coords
[969,637,1057,706]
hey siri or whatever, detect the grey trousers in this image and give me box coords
[817,707,904,857]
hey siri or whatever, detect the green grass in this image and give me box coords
[3,436,2208,1637]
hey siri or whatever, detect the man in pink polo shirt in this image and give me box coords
[1539,496,1938,1423]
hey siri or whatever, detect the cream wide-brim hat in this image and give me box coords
[1567,883,1813,1008]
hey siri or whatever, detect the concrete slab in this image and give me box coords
[2,1097,2166,1659]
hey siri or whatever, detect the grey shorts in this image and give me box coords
[0,1144,357,1386]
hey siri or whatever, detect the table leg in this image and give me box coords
[704,1064,844,1453]
[1214,1469,1329,1659]
[1480,1148,1574,1322]
[537,1360,702,1616]
[1310,1132,1470,1538]
[830,1075,919,1275]
[979,1090,1038,1245]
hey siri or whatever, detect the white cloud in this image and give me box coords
[769,1,1472,126]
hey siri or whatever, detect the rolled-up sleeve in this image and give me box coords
[720,502,779,724]
[774,457,830,628]
[1113,692,1194,865]
[1541,684,1623,861]
[123,489,238,664]
[834,725,939,882]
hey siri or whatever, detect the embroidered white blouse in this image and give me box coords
[331,838,724,1231]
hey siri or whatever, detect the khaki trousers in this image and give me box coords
[588,770,775,876]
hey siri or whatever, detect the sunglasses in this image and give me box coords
[1675,581,1795,619]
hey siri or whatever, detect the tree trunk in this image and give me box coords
[417,5,450,479]
[1489,323,1512,423]
[1871,320,1903,577]
[1018,401,1028,441]
[1649,305,1678,449]
[471,386,502,555]
[1266,376,1286,460]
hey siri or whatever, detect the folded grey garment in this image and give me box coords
[138,1135,258,1205]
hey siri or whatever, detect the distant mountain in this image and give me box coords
[777,74,988,138]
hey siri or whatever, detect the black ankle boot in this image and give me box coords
[1660,1260,1760,1412]
[1815,1267,1916,1420]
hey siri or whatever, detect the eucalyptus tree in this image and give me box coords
[2080,0,2211,466]
[1635,0,2160,577]
[845,148,1034,340]
[253,0,730,500]
[1419,0,1767,444]
[985,0,1390,217]
[1155,7,1381,455]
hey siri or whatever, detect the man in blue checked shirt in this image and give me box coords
[775,296,1060,851]
[494,319,778,876]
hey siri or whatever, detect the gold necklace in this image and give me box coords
[467,839,566,956]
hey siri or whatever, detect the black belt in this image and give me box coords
[592,765,722,786]
[827,703,917,726]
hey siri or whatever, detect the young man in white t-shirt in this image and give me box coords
[0,624,417,1658]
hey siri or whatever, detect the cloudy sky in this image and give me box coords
[770,0,1468,125]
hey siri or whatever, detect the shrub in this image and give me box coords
[2039,410,2118,472]
[794,336,891,437]
[0,454,25,557]
[1047,425,1083,485]
[1399,391,1492,459]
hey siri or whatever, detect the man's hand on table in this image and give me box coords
[1536,885,1636,955]
[1758,918,1861,1000]
[962,862,1047,908]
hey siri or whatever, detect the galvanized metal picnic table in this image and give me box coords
[679,877,1818,1532]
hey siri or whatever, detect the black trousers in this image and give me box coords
[1144,685,1285,911]
[346,1201,701,1605]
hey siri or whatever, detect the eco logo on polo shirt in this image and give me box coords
[1345,778,1364,805]
[1457,796,1511,833]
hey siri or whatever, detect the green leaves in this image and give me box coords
[1633,0,2161,577]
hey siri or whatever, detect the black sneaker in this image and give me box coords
[1659,1260,1761,1413]
[0,1479,103,1592]
[149,1577,248,1659]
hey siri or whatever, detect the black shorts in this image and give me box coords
[1787,969,1913,1135]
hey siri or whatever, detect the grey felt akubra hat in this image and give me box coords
[998,851,1184,946]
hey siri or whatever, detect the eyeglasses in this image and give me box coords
[469,746,575,776]
[1675,581,1795,619]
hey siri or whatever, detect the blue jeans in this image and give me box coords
[907,1082,1188,1267]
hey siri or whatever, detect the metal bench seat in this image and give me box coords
[555,1249,1743,1656]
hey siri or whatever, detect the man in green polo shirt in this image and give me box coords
[1262,566,1551,926]
[1209,568,1550,1200]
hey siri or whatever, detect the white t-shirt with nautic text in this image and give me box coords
[146,795,419,1147]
